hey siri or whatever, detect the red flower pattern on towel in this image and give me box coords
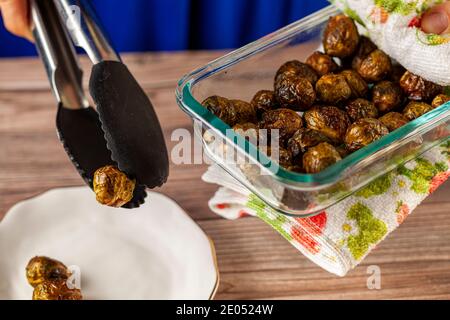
[238,210,250,218]
[429,171,450,194]
[291,212,327,254]
[370,7,389,24]
[396,201,410,225]
[408,16,421,28]
[215,203,230,209]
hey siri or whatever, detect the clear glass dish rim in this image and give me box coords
[176,4,450,186]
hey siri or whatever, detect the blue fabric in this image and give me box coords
[0,0,328,57]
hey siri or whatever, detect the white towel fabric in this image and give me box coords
[331,0,450,85]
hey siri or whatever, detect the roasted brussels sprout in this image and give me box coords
[230,99,258,124]
[304,105,351,143]
[305,51,339,76]
[260,146,293,168]
[403,101,433,121]
[315,74,352,104]
[275,60,319,85]
[431,94,450,109]
[202,96,256,126]
[274,74,316,111]
[351,36,377,70]
[323,14,359,58]
[259,108,303,144]
[93,165,136,208]
[33,280,82,300]
[287,128,332,158]
[344,118,389,151]
[340,69,369,98]
[399,71,442,101]
[372,81,403,113]
[345,98,378,122]
[26,256,70,288]
[251,90,278,117]
[379,112,409,132]
[202,95,237,125]
[356,49,392,82]
[303,142,342,174]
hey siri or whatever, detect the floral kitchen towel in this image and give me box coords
[202,140,450,276]
[330,0,450,85]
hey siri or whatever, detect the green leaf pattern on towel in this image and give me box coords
[374,0,418,15]
[398,158,448,193]
[247,194,293,241]
[356,173,393,198]
[346,203,388,260]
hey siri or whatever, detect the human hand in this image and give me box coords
[0,0,33,41]
[421,1,450,35]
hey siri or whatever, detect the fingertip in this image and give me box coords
[0,0,32,40]
[421,3,450,35]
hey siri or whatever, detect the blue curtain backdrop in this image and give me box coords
[0,0,328,57]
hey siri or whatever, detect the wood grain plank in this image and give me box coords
[0,51,226,91]
[1,54,449,300]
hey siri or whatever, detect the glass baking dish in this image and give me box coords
[176,5,450,217]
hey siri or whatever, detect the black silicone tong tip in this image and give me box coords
[56,104,147,208]
[89,61,169,189]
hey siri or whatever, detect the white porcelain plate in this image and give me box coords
[0,187,218,300]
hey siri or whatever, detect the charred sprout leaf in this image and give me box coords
[372,80,403,113]
[274,74,316,111]
[32,280,82,300]
[399,71,442,101]
[274,60,318,85]
[323,14,360,58]
[351,36,377,70]
[379,112,409,132]
[251,90,278,117]
[304,105,351,143]
[431,94,450,109]
[344,118,389,152]
[345,98,378,122]
[315,74,352,104]
[259,108,303,144]
[287,128,332,158]
[303,142,342,174]
[306,51,339,76]
[93,165,136,208]
[356,49,392,82]
[403,101,433,121]
[26,256,70,288]
[340,69,369,98]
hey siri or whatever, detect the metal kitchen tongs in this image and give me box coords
[31,0,169,208]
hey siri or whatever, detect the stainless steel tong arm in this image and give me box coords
[31,0,88,110]
[56,0,121,64]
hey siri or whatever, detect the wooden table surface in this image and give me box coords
[1,52,450,300]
